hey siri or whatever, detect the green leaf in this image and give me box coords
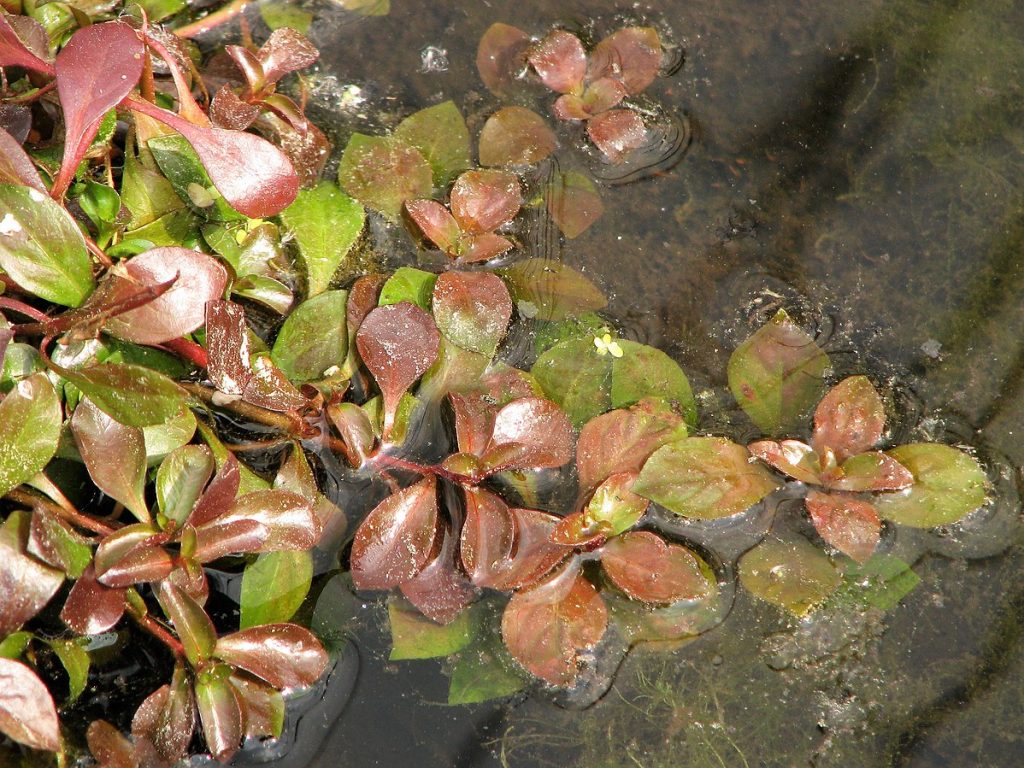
[58,363,188,428]
[634,437,780,519]
[196,421,270,495]
[501,259,606,321]
[448,637,526,705]
[156,445,215,529]
[739,538,841,616]
[533,313,606,355]
[393,101,471,186]
[0,374,61,497]
[0,183,94,306]
[0,632,31,660]
[143,408,197,465]
[157,582,217,666]
[532,337,610,427]
[611,340,696,425]
[337,134,432,220]
[271,290,349,382]
[874,444,987,528]
[46,638,89,703]
[388,599,474,660]
[279,181,365,297]
[120,144,184,228]
[239,550,313,629]
[311,573,358,656]
[148,134,244,221]
[122,208,201,250]
[727,309,830,435]
[836,554,920,611]
[258,0,312,31]
[378,267,437,310]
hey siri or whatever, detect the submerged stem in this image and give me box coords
[173,0,250,39]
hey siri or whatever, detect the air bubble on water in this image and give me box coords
[420,45,449,73]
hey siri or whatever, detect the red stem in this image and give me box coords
[0,297,48,322]
[369,452,463,484]
[173,0,251,39]
[160,337,209,368]
[129,607,186,659]
[84,236,114,268]
[5,488,116,536]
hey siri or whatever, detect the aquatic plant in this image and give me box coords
[0,3,994,765]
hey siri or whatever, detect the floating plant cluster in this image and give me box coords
[0,4,991,765]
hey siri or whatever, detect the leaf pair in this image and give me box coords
[406,169,522,263]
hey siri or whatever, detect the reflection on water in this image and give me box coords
[281,0,1024,765]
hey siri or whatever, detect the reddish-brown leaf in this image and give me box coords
[478,107,557,167]
[405,199,460,254]
[449,392,497,456]
[476,23,530,96]
[0,658,60,751]
[400,525,476,625]
[356,302,439,436]
[812,375,887,462]
[550,511,608,548]
[257,28,319,85]
[192,519,270,563]
[194,665,243,763]
[189,453,241,527]
[346,274,387,332]
[460,487,515,587]
[480,397,574,473]
[204,489,321,551]
[350,477,439,590]
[449,170,522,234]
[457,232,515,263]
[0,515,63,637]
[588,27,662,94]
[86,720,137,768]
[131,664,196,764]
[748,439,822,485]
[600,531,710,603]
[0,14,52,75]
[576,398,688,494]
[805,490,881,564]
[52,22,144,198]
[501,565,607,686]
[105,248,228,344]
[432,271,513,357]
[61,565,126,635]
[488,507,567,590]
[215,624,328,690]
[129,96,299,218]
[587,109,648,163]
[825,451,915,492]
[157,581,217,666]
[0,126,45,190]
[94,524,172,588]
[528,30,586,94]
[229,674,284,740]
[210,85,261,130]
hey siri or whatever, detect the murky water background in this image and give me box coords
[230,0,1024,765]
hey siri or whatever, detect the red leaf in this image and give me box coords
[550,511,608,548]
[131,664,196,764]
[488,507,567,590]
[0,126,45,190]
[256,28,319,85]
[587,109,648,163]
[825,451,915,492]
[432,271,513,356]
[192,518,270,563]
[748,439,822,485]
[194,665,243,763]
[812,375,887,462]
[61,565,126,635]
[346,274,387,333]
[449,170,522,234]
[805,490,881,563]
[405,199,461,254]
[401,525,476,624]
[350,477,439,590]
[528,30,586,94]
[229,674,284,740]
[94,524,173,588]
[449,392,496,456]
[0,658,60,751]
[128,96,299,218]
[476,23,530,96]
[600,531,710,603]
[457,232,515,263]
[204,489,321,551]
[356,303,439,436]
[52,22,144,199]
[588,27,662,95]
[210,85,261,130]
[215,624,328,690]
[501,565,607,686]
[104,248,228,344]
[0,14,53,75]
[0,518,64,636]
[189,453,241,527]
[576,398,687,494]
[480,397,574,473]
[460,487,515,588]
[478,106,557,167]
[86,720,137,768]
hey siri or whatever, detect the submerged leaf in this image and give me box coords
[528,30,586,94]
[476,23,530,96]
[588,27,662,94]
[812,375,886,461]
[478,107,557,167]
[502,566,606,686]
[393,101,471,186]
[738,537,841,616]
[547,171,604,239]
[338,133,433,219]
[634,437,780,519]
[350,477,439,590]
[873,444,987,527]
[728,309,830,435]
[239,550,313,628]
[271,290,349,381]
[388,598,474,659]
[432,271,512,356]
[805,490,881,563]
[502,259,606,321]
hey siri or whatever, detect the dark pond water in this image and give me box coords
[216,0,1024,766]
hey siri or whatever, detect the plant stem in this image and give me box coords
[0,296,48,322]
[160,337,209,368]
[181,381,316,436]
[127,602,186,659]
[5,487,116,536]
[369,452,463,484]
[84,235,114,268]
[173,0,250,39]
